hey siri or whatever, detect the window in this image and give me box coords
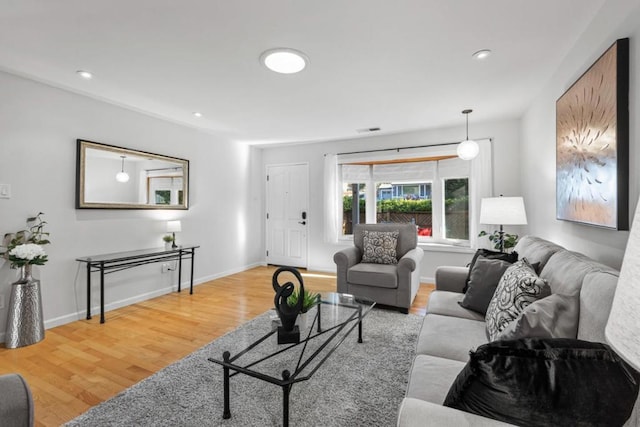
[155,190,171,205]
[342,182,366,235]
[338,151,474,244]
[444,178,469,240]
[325,140,492,248]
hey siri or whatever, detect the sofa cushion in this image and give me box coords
[361,230,399,264]
[427,291,485,321]
[406,355,466,404]
[540,250,609,295]
[443,338,640,427]
[496,293,579,340]
[460,257,512,315]
[398,398,517,427]
[485,259,551,341]
[416,314,488,362]
[354,223,417,258]
[347,263,397,288]
[578,270,618,343]
[464,249,518,292]
[513,236,564,271]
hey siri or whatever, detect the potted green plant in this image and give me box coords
[288,289,320,330]
[288,288,319,313]
[162,234,174,249]
[478,230,519,252]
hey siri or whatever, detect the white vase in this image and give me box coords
[164,242,172,250]
[296,312,308,331]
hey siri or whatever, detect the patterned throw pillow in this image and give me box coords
[485,259,551,341]
[361,230,399,264]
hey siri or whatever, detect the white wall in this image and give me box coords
[0,71,264,340]
[521,0,640,269]
[260,118,522,281]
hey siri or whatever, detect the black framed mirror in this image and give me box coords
[76,139,189,209]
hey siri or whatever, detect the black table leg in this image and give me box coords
[100,262,105,324]
[190,249,195,294]
[282,370,291,427]
[86,262,92,320]
[357,306,363,343]
[178,249,183,292]
[223,351,231,419]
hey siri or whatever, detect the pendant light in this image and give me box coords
[457,109,479,160]
[115,155,130,183]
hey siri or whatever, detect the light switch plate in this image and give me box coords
[0,184,10,199]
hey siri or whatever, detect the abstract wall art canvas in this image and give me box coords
[556,38,629,230]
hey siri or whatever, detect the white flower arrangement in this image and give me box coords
[9,244,47,263]
[1,212,51,269]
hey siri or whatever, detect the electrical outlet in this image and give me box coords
[0,294,5,309]
[161,263,170,273]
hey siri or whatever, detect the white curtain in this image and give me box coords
[469,139,493,249]
[323,154,340,243]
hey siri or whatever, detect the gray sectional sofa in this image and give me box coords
[397,235,639,426]
[0,373,34,427]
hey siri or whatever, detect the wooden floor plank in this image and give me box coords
[0,265,433,426]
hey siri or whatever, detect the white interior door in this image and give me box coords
[266,163,309,268]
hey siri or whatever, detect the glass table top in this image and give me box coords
[209,292,376,383]
[76,245,199,263]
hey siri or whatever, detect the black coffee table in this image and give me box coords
[208,292,376,426]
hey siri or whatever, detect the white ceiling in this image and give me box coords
[0,0,606,145]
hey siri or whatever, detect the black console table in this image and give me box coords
[76,245,199,324]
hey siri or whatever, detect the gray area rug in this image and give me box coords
[65,308,422,427]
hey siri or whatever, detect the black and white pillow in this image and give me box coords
[485,259,551,341]
[361,230,399,265]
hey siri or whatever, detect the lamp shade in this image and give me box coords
[457,139,480,160]
[115,171,130,183]
[480,197,528,225]
[166,220,182,233]
[605,202,640,371]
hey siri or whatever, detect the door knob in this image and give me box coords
[298,221,306,225]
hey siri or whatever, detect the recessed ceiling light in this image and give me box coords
[193,112,202,118]
[260,48,308,74]
[76,70,93,79]
[472,49,492,60]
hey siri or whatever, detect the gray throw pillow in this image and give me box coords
[497,293,580,340]
[485,259,551,341]
[459,257,512,315]
[361,230,399,264]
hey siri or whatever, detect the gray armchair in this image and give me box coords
[334,223,424,313]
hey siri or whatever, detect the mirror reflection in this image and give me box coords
[76,140,189,209]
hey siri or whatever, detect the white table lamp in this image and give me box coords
[606,201,640,373]
[166,220,182,249]
[479,196,528,252]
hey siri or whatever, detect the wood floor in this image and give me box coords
[0,266,434,426]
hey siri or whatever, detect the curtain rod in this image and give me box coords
[332,138,492,156]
